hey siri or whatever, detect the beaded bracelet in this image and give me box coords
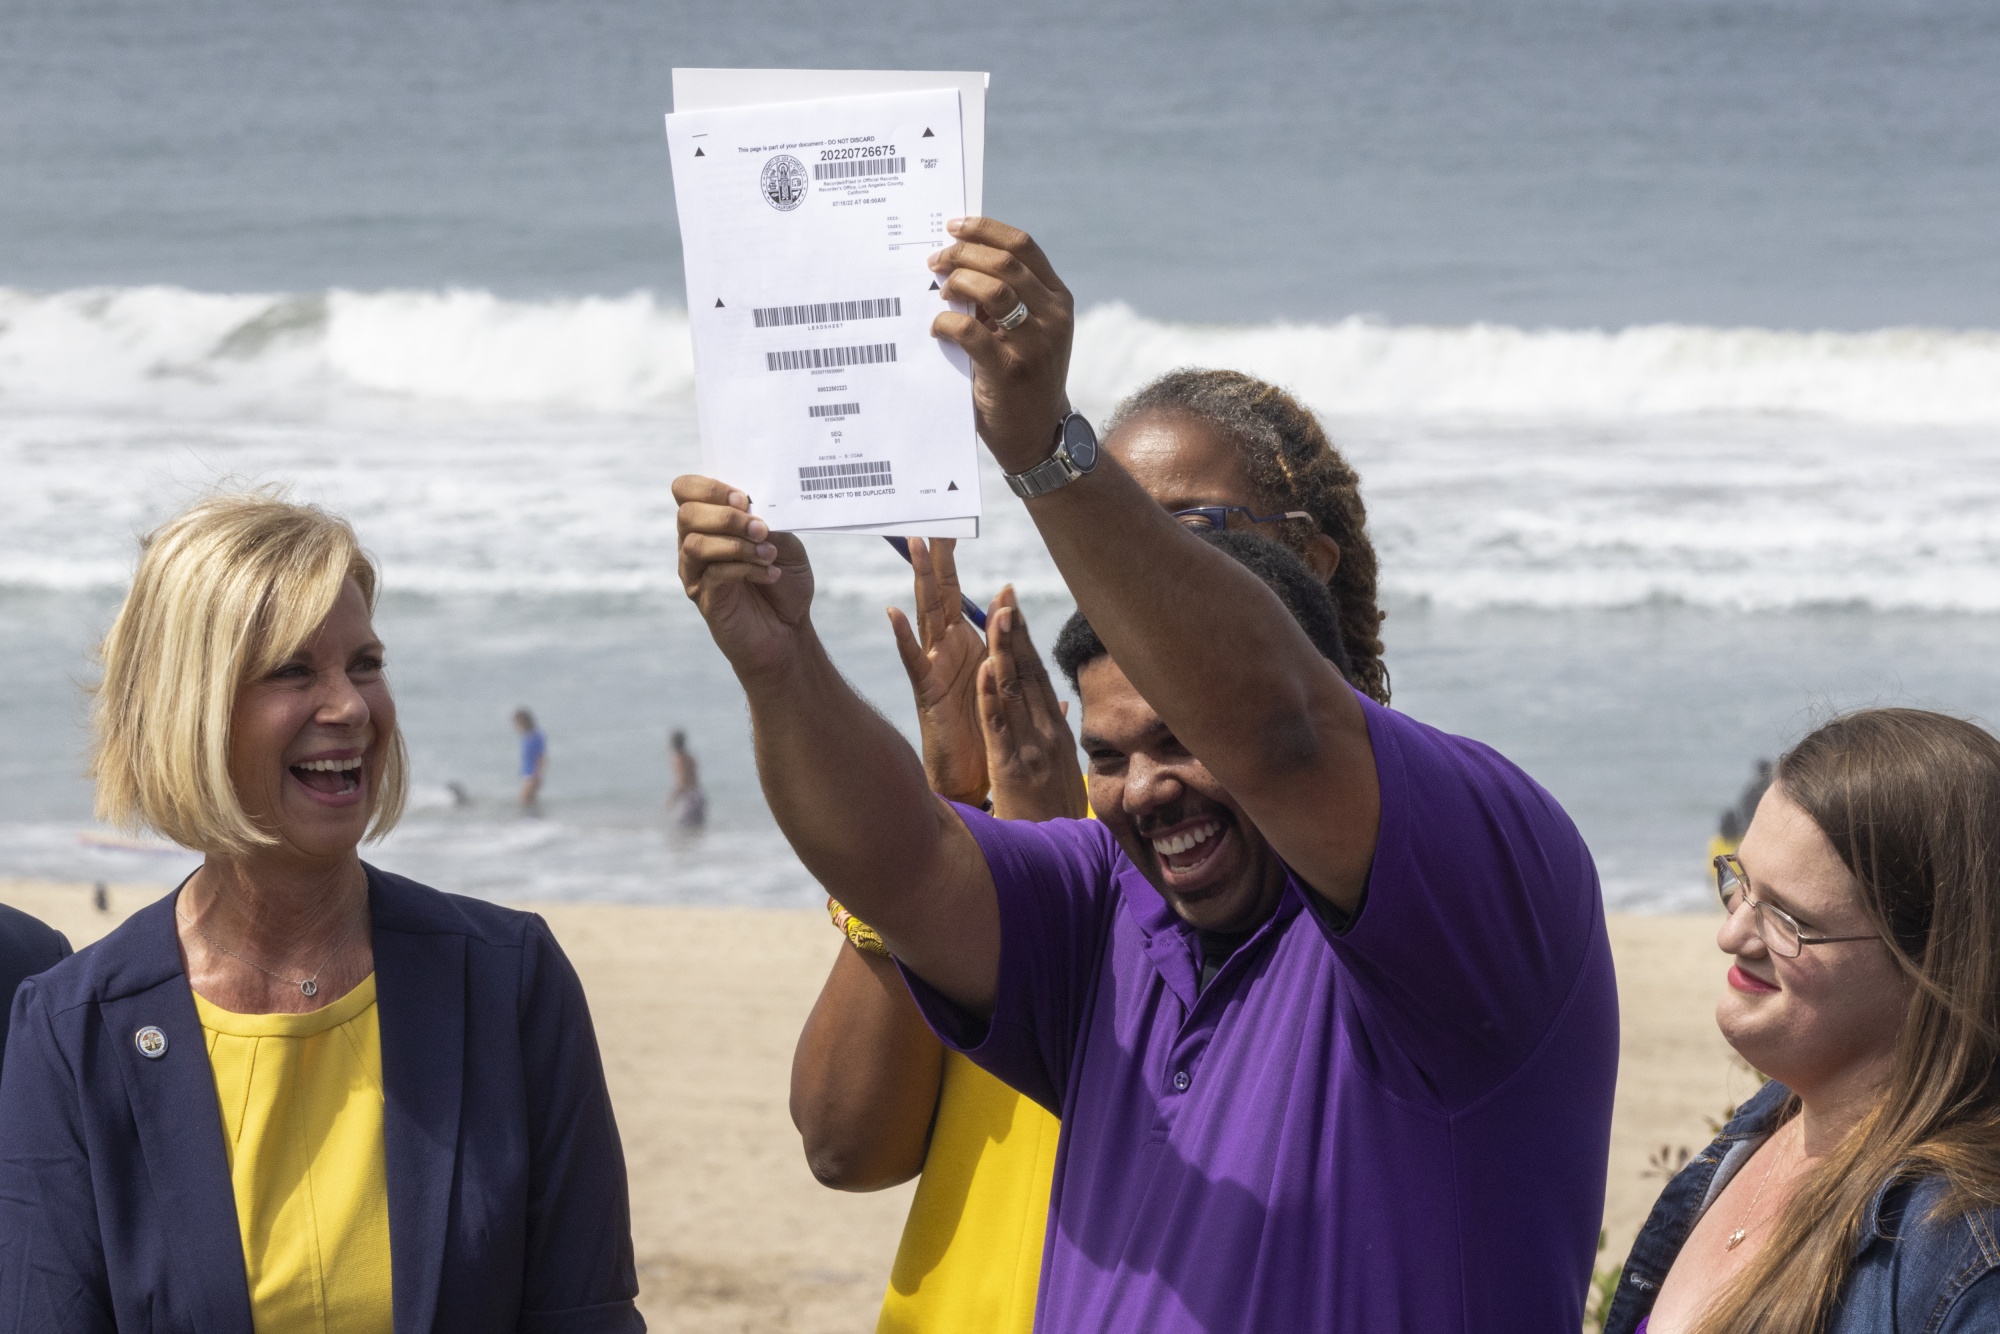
[826,896,890,957]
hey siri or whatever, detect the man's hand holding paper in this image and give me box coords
[928,216,1078,475]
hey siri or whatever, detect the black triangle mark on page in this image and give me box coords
[947,481,959,491]
[922,127,935,137]
[714,298,724,307]
[929,280,940,291]
[694,147,705,156]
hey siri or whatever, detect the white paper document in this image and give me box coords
[671,68,987,215]
[666,83,984,536]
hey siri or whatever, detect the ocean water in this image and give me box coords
[3,0,1997,911]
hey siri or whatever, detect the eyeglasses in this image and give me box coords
[1171,506,1315,533]
[1713,854,1877,958]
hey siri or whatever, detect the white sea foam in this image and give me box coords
[5,285,2000,424]
[0,286,695,416]
[3,285,1999,615]
[11,404,1994,614]
[1071,305,2000,426]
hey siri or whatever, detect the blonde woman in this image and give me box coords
[1608,709,2000,1333]
[0,494,641,1333]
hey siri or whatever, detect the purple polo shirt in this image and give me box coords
[902,694,1618,1332]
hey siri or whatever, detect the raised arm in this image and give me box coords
[674,476,1001,1011]
[789,539,1083,1188]
[929,220,1380,911]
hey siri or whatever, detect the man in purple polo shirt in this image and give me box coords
[672,219,1618,1331]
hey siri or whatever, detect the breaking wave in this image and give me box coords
[5,284,2000,424]
[4,284,1999,614]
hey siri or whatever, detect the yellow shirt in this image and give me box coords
[876,800,1090,1331]
[194,975,395,1334]
[877,1051,1061,1333]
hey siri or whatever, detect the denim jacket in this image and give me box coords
[1605,1079,2000,1334]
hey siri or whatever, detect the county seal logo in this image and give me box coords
[760,155,808,212]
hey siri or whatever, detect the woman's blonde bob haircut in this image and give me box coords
[90,490,408,855]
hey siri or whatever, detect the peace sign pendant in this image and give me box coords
[301,979,318,998]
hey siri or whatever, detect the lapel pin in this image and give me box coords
[134,1026,169,1060]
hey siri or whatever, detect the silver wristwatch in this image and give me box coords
[1004,412,1100,500]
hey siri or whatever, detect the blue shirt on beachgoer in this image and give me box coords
[520,728,546,777]
[899,692,1619,1333]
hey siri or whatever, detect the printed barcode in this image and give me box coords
[813,157,906,181]
[809,403,861,419]
[754,297,901,329]
[766,343,898,372]
[799,460,893,494]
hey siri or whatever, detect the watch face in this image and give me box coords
[1062,414,1099,471]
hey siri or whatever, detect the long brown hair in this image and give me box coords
[1104,369,1391,704]
[1694,708,2000,1334]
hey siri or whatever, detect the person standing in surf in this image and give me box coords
[514,707,547,812]
[668,729,706,830]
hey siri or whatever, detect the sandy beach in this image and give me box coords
[2,879,1749,1332]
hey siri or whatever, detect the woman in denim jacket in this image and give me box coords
[1606,709,2000,1334]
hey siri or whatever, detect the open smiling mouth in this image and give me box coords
[1149,814,1232,880]
[291,757,364,796]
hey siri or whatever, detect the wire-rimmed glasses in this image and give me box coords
[1713,853,1877,958]
[1171,505,1314,533]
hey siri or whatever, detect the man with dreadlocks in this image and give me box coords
[790,367,1396,1334]
[675,218,1617,1332]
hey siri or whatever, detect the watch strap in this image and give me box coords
[1004,413,1093,500]
[1005,449,1085,499]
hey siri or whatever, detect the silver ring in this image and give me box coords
[996,301,1030,331]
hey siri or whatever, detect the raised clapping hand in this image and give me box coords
[887,537,989,806]
[929,218,1077,470]
[977,587,1089,822]
[888,540,1088,820]
[673,476,815,680]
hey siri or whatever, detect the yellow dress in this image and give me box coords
[876,1048,1061,1333]
[194,975,395,1334]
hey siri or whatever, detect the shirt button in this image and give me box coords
[1172,1070,1191,1092]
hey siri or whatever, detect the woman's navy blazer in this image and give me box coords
[0,865,645,1333]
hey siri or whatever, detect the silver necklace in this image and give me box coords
[176,897,365,999]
